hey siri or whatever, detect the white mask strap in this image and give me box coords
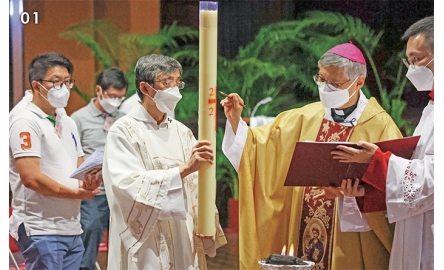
[145,82,158,99]
[425,57,434,67]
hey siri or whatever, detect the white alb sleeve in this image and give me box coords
[158,167,187,220]
[337,196,371,232]
[221,119,248,172]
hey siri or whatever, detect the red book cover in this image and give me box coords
[284,136,420,187]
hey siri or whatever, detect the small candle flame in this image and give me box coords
[289,243,295,256]
[281,245,287,256]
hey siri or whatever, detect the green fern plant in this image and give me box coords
[60,20,122,71]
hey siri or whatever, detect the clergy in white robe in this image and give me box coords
[102,54,226,270]
[332,16,434,270]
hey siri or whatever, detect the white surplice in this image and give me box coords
[103,103,226,270]
[386,101,434,270]
[338,101,434,269]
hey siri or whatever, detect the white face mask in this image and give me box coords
[38,82,70,108]
[406,58,434,91]
[147,83,182,116]
[98,87,125,114]
[318,77,359,109]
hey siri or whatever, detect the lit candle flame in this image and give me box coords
[289,243,295,256]
[281,245,286,256]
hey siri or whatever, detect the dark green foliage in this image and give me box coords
[231,11,413,134]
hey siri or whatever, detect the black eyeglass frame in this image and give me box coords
[39,79,75,90]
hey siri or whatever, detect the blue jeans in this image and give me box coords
[80,194,110,270]
[15,223,84,270]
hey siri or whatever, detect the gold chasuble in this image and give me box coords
[237,98,402,270]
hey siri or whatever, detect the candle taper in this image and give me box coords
[219,91,246,108]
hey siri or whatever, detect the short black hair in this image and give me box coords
[28,52,74,86]
[402,16,434,50]
[96,67,129,91]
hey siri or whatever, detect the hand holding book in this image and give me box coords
[312,178,366,200]
[70,150,103,181]
[332,141,380,163]
[284,136,420,187]
[81,171,103,191]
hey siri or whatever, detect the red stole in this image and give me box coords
[297,119,354,268]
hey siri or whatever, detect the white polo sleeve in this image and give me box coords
[9,117,42,159]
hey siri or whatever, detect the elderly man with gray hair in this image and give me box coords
[221,42,402,269]
[102,54,226,269]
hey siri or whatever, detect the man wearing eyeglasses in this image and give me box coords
[221,43,403,269]
[331,16,434,270]
[119,79,181,118]
[70,67,128,270]
[9,52,101,269]
[102,54,227,269]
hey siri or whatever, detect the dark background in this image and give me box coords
[161,0,434,111]
[161,0,433,59]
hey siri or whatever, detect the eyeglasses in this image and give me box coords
[102,90,126,100]
[403,52,433,69]
[153,79,185,90]
[39,79,75,90]
[313,74,350,90]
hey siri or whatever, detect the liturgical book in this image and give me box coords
[70,150,103,180]
[284,135,420,187]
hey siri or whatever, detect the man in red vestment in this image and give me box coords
[331,16,434,270]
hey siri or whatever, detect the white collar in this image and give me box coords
[128,102,172,129]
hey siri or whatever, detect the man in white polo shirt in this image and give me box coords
[9,52,101,270]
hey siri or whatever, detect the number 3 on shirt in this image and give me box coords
[20,132,32,149]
